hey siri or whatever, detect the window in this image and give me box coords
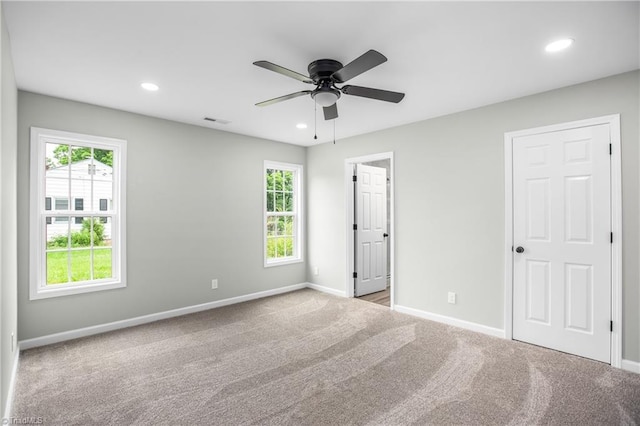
[55,197,68,210]
[54,198,69,223]
[30,127,127,299]
[45,197,52,224]
[74,198,84,224]
[264,161,303,267]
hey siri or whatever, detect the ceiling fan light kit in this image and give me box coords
[253,49,405,125]
[312,88,340,107]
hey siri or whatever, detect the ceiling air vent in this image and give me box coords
[204,117,231,125]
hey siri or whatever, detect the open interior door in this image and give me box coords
[355,164,388,297]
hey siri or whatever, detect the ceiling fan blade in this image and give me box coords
[341,85,405,103]
[255,91,312,107]
[323,103,338,120]
[253,61,314,84]
[331,50,387,83]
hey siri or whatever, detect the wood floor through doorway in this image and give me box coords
[357,286,390,307]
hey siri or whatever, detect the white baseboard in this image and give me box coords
[306,282,347,298]
[19,283,307,350]
[3,343,20,420]
[621,359,640,374]
[394,304,506,339]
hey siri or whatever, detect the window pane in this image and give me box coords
[266,216,276,237]
[46,251,69,285]
[285,237,293,257]
[93,148,114,182]
[55,216,69,224]
[266,237,276,259]
[45,143,69,211]
[284,171,293,191]
[46,142,67,170]
[69,146,92,177]
[275,192,284,212]
[284,216,294,236]
[71,178,91,210]
[284,192,293,212]
[276,237,285,258]
[45,197,52,211]
[277,216,285,235]
[266,192,274,212]
[95,182,113,211]
[274,170,283,190]
[70,216,93,248]
[75,198,84,210]
[46,218,68,249]
[266,169,274,190]
[70,249,92,282]
[97,216,111,247]
[93,248,112,280]
[273,238,282,258]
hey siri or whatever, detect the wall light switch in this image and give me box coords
[448,292,456,304]
[211,279,218,290]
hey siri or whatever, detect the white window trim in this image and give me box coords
[264,160,304,267]
[29,127,127,300]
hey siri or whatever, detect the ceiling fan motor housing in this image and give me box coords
[308,59,343,83]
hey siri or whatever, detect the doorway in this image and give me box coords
[504,115,622,366]
[345,152,394,309]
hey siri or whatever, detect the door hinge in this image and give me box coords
[352,272,357,279]
[611,232,613,244]
[352,175,357,182]
[610,320,613,332]
[609,143,612,155]
[353,224,357,230]
[511,245,514,252]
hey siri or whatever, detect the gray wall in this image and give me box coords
[17,92,306,340]
[0,3,17,416]
[306,71,640,362]
[13,70,640,365]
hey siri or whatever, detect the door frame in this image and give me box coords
[345,152,395,308]
[503,114,622,368]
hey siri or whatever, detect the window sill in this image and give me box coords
[264,258,304,268]
[30,279,126,300]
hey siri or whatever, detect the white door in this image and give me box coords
[512,124,611,363]
[355,164,388,297]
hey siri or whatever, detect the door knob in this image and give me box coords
[383,233,389,238]
[515,246,525,254]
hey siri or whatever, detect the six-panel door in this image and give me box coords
[355,164,388,297]
[512,124,611,363]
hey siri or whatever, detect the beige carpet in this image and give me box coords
[12,289,640,425]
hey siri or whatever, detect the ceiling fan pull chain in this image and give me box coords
[314,99,318,140]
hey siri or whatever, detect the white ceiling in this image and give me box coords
[4,1,639,146]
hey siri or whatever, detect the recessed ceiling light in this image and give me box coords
[296,123,308,129]
[545,38,574,53]
[141,82,159,91]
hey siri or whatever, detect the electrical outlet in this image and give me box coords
[447,292,456,304]
[313,266,319,276]
[211,279,218,290]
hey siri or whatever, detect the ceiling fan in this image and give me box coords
[253,50,405,121]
